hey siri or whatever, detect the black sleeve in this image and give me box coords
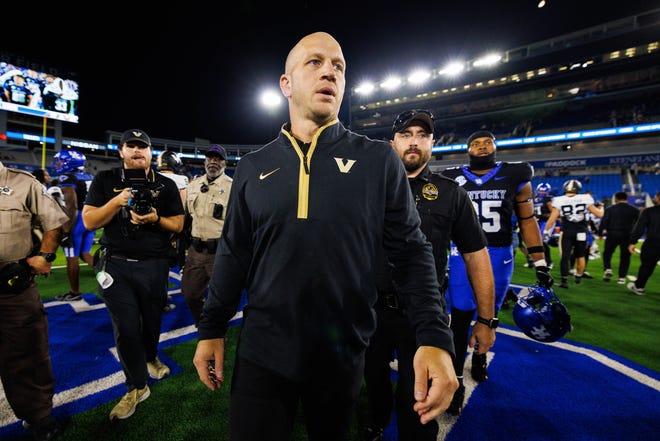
[629,210,648,244]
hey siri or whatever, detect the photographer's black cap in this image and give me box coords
[120,129,151,146]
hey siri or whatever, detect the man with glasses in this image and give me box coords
[362,110,494,440]
[180,145,232,326]
[82,129,184,420]
[441,131,552,396]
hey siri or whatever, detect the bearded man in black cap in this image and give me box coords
[441,130,552,407]
[82,128,184,421]
[361,111,494,440]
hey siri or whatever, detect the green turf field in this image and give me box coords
[32,238,658,440]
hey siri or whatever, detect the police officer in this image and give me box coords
[0,161,68,440]
[362,110,495,441]
[181,145,232,326]
[82,129,184,420]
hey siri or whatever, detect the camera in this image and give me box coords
[128,186,155,215]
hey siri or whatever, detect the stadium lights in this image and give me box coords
[380,76,402,90]
[408,69,432,85]
[473,53,502,68]
[439,61,464,77]
[260,89,283,110]
[355,81,376,95]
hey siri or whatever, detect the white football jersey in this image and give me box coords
[160,172,189,190]
[551,193,594,223]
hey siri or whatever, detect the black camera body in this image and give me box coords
[128,186,155,215]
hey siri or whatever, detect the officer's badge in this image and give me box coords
[422,183,438,201]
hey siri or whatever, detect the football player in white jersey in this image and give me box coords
[543,179,604,288]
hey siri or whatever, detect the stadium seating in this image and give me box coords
[531,173,623,203]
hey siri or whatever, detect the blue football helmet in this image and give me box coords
[52,149,86,173]
[535,182,551,196]
[513,284,572,343]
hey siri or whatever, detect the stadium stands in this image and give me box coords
[1,9,659,183]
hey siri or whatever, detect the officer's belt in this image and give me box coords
[109,253,146,261]
[191,237,219,253]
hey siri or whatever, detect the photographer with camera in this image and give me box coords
[1,161,68,440]
[81,129,184,421]
[180,145,232,327]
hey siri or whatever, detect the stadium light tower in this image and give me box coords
[260,89,284,137]
[408,69,432,85]
[260,89,283,110]
[439,61,465,77]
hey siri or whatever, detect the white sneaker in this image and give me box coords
[617,278,626,285]
[627,282,645,296]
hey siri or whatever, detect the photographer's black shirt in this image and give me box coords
[85,167,184,259]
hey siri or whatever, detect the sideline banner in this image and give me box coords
[530,153,660,170]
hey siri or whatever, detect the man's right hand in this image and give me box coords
[193,338,226,391]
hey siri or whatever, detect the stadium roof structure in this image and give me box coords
[348,8,660,145]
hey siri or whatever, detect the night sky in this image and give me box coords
[3,0,657,146]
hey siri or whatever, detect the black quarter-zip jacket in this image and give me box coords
[198,120,453,381]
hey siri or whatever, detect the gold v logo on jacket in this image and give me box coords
[334,157,356,174]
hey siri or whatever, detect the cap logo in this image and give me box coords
[131,131,145,138]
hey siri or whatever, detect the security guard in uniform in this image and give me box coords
[362,110,495,441]
[0,161,68,440]
[181,144,233,326]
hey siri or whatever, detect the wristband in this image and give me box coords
[534,259,548,268]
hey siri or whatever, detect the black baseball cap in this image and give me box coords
[392,109,434,137]
[120,129,151,146]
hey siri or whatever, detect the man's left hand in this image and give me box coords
[412,346,459,424]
